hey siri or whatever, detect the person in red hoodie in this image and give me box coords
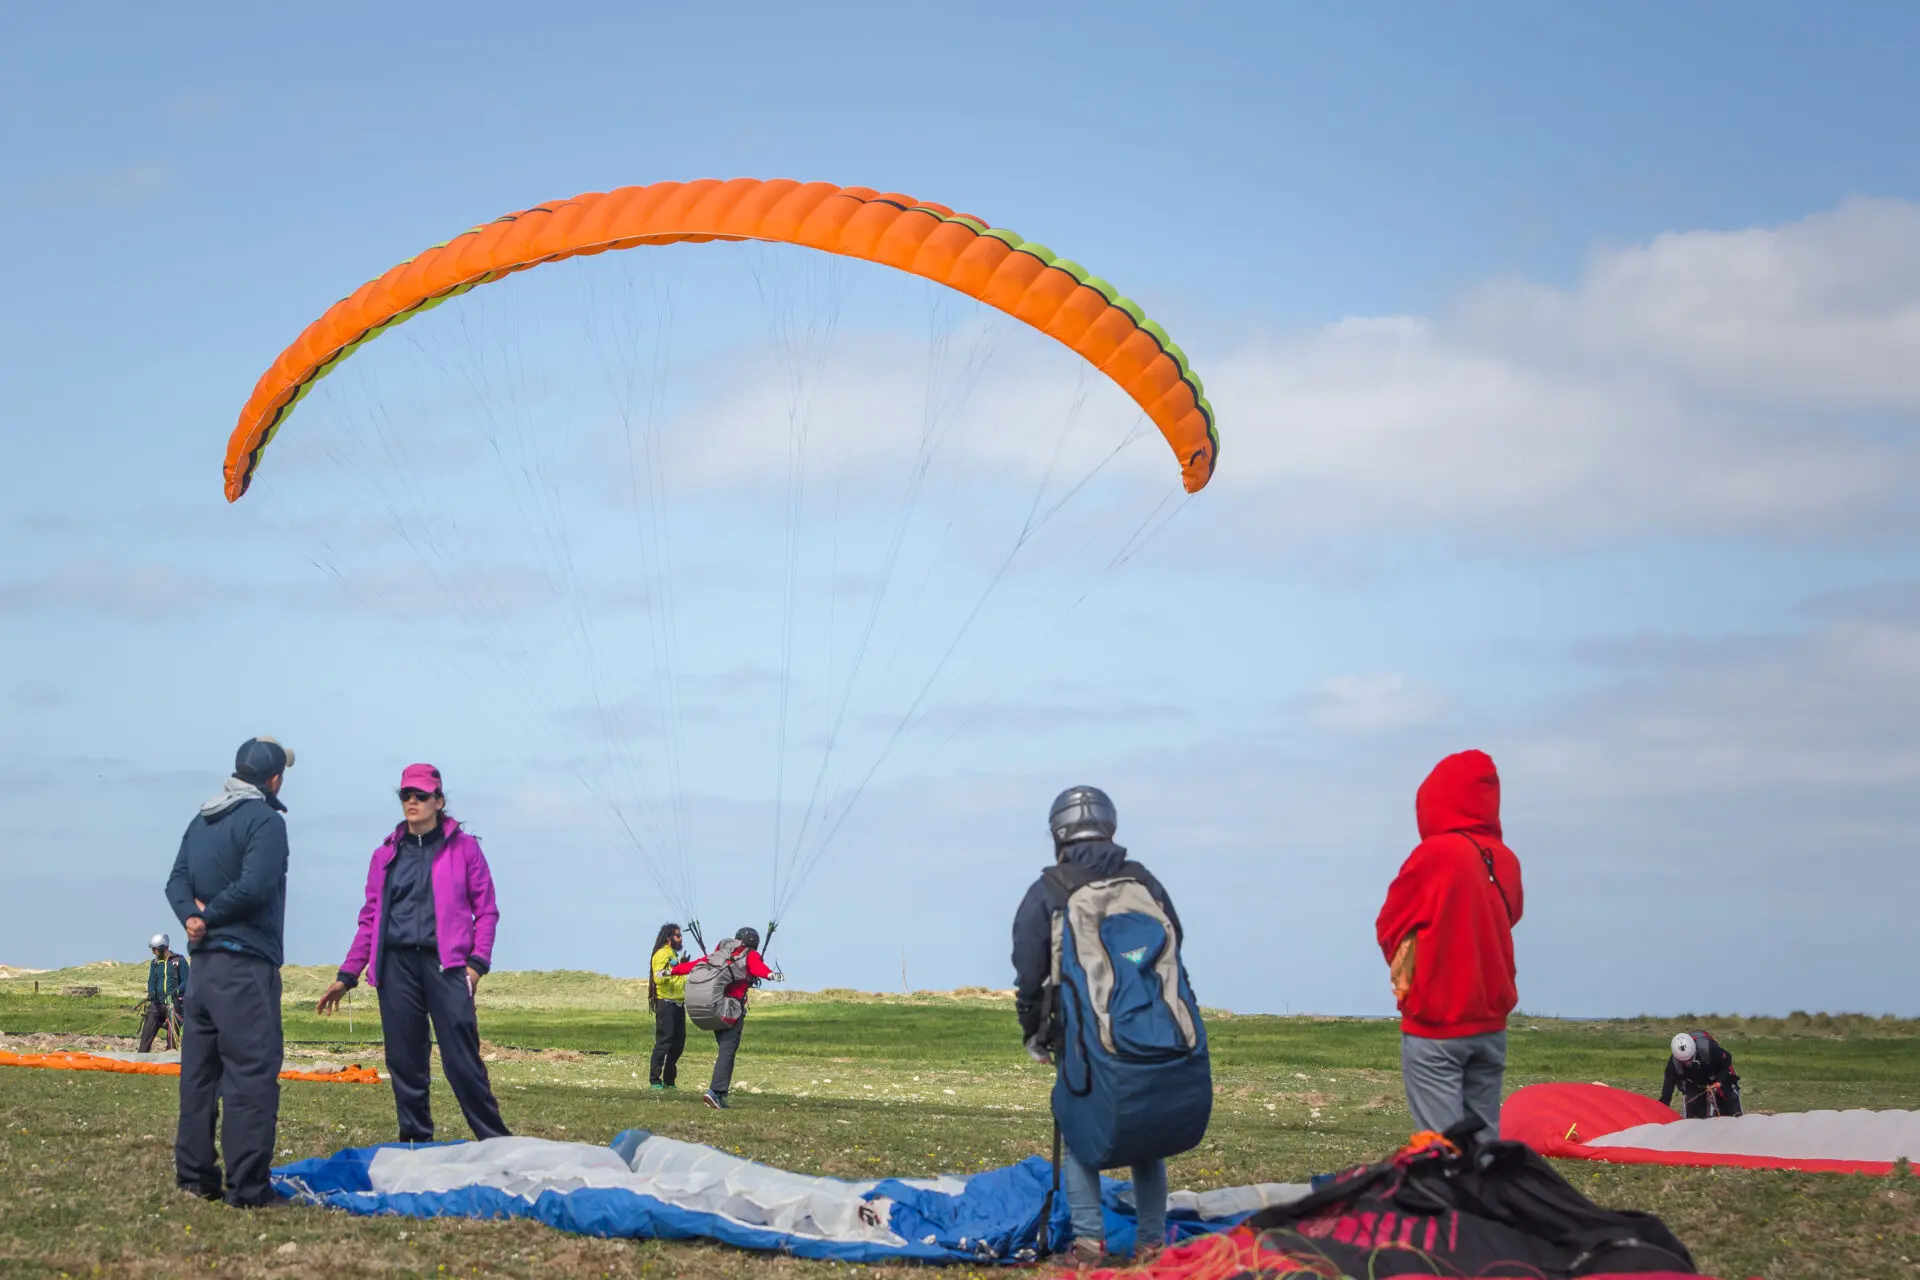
[1376,749,1524,1142]
[671,926,775,1109]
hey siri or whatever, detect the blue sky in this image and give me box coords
[3,3,1918,1016]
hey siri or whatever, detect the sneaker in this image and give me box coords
[1065,1238,1106,1269]
[1133,1242,1166,1268]
[175,1184,220,1202]
[649,1083,665,1091]
[703,1089,728,1110]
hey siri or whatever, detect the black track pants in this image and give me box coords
[375,947,510,1142]
[650,1001,687,1085]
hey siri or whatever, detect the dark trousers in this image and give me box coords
[710,1014,745,1096]
[175,949,282,1206]
[650,1001,687,1085]
[375,946,509,1142]
[138,997,184,1052]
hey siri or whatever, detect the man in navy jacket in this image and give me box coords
[164,737,293,1207]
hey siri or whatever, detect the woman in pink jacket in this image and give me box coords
[317,764,509,1142]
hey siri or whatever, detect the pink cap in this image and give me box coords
[398,763,443,795]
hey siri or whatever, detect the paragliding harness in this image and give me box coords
[136,952,188,1052]
[1674,1030,1742,1119]
[134,996,185,1052]
[683,937,753,1032]
[1032,860,1211,1258]
[1240,1121,1698,1276]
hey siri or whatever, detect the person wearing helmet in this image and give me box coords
[1376,750,1524,1145]
[670,925,775,1109]
[1011,786,1184,1268]
[137,933,189,1053]
[1661,1031,1742,1118]
[316,764,509,1143]
[164,735,295,1208]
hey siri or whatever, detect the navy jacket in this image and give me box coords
[147,952,188,1002]
[1011,839,1182,1042]
[165,786,290,966]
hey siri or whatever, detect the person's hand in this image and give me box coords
[466,967,482,997]
[184,916,207,945]
[316,981,349,1015]
[1025,1036,1053,1066]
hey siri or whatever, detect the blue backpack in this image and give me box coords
[1044,861,1211,1169]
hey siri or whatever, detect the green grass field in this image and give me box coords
[1,965,1915,1278]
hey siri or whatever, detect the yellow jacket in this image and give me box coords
[651,944,686,1003]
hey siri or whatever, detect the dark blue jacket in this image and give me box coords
[165,785,290,966]
[146,952,188,1002]
[1011,839,1182,1042]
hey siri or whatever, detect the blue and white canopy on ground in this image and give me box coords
[272,1130,1308,1263]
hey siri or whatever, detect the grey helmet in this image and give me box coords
[1049,785,1117,847]
[734,927,761,953]
[150,933,169,951]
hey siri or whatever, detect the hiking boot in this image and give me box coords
[229,1194,292,1211]
[703,1089,728,1110]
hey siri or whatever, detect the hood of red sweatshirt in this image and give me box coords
[1415,749,1502,841]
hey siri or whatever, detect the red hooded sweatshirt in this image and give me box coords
[1375,750,1524,1039]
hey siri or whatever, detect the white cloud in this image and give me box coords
[618,198,1920,544]
[1460,197,1920,411]
[1290,674,1449,736]
[1525,615,1920,799]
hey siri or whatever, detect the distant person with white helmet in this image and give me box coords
[137,933,188,1053]
[1662,1030,1742,1118]
[164,735,295,1208]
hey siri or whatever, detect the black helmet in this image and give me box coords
[734,926,761,952]
[1049,785,1117,846]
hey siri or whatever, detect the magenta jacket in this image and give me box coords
[337,818,499,988]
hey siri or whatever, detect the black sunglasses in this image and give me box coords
[399,789,440,803]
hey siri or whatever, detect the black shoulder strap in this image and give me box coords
[1041,862,1102,900]
[1459,833,1516,924]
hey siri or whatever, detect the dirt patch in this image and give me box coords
[0,1031,140,1053]
[479,1041,587,1063]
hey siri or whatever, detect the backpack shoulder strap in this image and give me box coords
[1458,833,1516,924]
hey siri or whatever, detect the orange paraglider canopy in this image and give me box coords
[0,1049,380,1084]
[223,178,1217,501]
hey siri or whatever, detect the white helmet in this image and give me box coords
[150,933,169,951]
[1670,1032,1697,1064]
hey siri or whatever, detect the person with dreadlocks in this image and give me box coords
[647,922,689,1090]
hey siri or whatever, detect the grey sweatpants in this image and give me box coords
[1400,1030,1506,1141]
